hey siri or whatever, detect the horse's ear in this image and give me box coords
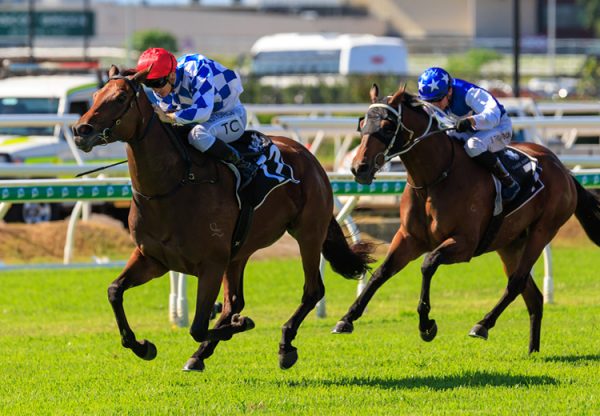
[133,65,151,84]
[369,83,379,103]
[389,83,407,105]
[108,65,120,78]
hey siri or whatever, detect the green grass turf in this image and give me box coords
[0,245,598,415]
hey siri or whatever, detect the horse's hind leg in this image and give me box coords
[108,248,168,360]
[184,259,252,372]
[278,231,326,370]
[333,227,424,334]
[470,246,543,353]
[470,228,549,352]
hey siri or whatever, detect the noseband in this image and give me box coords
[97,75,154,144]
[362,99,455,189]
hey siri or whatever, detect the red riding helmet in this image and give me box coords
[136,48,177,79]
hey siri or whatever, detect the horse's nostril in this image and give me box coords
[74,123,93,137]
[351,166,357,176]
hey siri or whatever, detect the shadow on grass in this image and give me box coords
[278,371,557,390]
[542,354,600,364]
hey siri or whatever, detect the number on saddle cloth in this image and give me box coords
[493,146,544,217]
[230,130,300,210]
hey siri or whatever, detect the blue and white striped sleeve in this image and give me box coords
[172,60,215,124]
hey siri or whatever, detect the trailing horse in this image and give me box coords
[72,65,373,371]
[332,84,600,354]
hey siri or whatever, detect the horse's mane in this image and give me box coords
[120,68,137,77]
[400,91,433,119]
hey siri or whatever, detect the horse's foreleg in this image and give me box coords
[108,248,167,360]
[417,236,472,342]
[470,228,549,351]
[333,227,424,334]
[185,259,251,372]
[183,261,228,371]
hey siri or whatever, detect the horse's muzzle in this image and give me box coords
[72,123,99,152]
[352,163,375,185]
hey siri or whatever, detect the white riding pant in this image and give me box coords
[188,104,247,152]
[454,114,513,157]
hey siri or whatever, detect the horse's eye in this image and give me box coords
[116,94,127,103]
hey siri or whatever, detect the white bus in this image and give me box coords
[250,33,409,76]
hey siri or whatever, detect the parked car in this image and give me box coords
[0,74,128,223]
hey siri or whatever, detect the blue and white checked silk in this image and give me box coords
[152,54,244,125]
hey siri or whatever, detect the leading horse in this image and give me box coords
[72,66,373,371]
[333,84,600,353]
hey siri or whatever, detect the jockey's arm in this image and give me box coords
[171,62,216,125]
[465,88,502,130]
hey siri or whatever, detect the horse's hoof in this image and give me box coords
[244,317,256,331]
[420,320,437,342]
[279,347,298,370]
[182,357,205,372]
[132,339,157,361]
[331,320,354,334]
[469,324,489,340]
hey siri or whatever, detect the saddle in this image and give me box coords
[494,146,544,217]
[170,125,299,255]
[475,146,544,256]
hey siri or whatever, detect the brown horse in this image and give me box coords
[72,65,373,371]
[333,84,600,353]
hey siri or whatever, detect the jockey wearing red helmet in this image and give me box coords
[135,47,258,188]
[136,47,177,80]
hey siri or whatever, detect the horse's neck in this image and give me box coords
[127,122,187,196]
[400,133,455,187]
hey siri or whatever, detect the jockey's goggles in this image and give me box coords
[144,77,169,89]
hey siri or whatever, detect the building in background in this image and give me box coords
[0,0,596,65]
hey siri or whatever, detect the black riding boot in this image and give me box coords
[473,151,520,202]
[205,139,258,189]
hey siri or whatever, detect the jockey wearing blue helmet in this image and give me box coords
[418,67,520,202]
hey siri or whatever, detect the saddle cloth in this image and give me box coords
[228,130,299,210]
[492,146,544,217]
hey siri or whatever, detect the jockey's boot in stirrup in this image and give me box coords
[205,139,258,189]
[473,151,520,202]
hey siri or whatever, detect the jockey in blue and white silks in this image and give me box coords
[418,67,519,201]
[137,48,257,188]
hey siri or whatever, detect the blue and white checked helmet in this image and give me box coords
[418,67,452,101]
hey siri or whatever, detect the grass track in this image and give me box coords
[0,245,599,415]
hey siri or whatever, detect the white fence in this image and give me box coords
[1,103,600,324]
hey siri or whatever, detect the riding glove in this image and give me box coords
[455,117,473,133]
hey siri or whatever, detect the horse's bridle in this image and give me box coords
[360,99,455,189]
[91,75,202,200]
[97,75,155,144]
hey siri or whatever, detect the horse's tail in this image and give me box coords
[321,216,375,279]
[572,177,600,246]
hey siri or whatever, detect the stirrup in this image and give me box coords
[236,162,258,189]
[502,181,520,202]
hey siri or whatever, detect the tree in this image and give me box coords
[445,49,502,80]
[576,0,600,97]
[130,30,178,54]
[577,0,600,36]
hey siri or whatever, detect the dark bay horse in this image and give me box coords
[333,84,600,353]
[72,65,373,371]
